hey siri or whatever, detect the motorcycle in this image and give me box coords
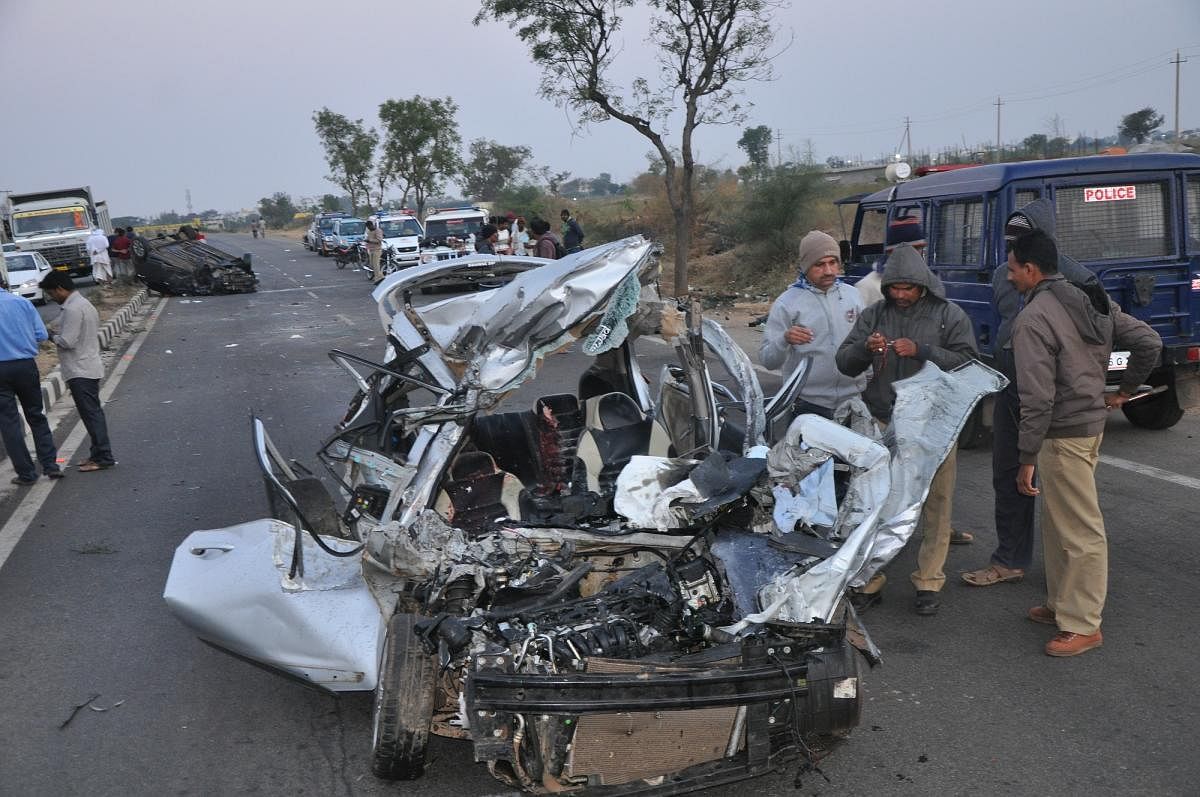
[333,242,360,270]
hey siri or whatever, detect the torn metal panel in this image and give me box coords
[163,520,383,692]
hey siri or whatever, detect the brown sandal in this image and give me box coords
[961,564,1024,586]
[77,461,114,472]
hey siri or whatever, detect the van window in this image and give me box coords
[934,198,984,265]
[1054,180,1172,261]
[857,207,887,247]
[1186,175,1200,253]
[1014,188,1040,209]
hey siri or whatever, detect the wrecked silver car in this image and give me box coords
[164,238,1004,793]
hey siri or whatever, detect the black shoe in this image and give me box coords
[10,476,37,486]
[915,590,941,616]
[45,470,64,480]
[849,589,883,613]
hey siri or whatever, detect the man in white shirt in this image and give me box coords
[87,228,114,285]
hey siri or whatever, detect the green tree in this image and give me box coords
[312,108,378,213]
[1046,136,1070,158]
[320,194,343,212]
[736,164,821,265]
[258,192,298,228]
[478,0,779,297]
[1021,133,1047,158]
[378,96,462,221]
[1119,107,1164,144]
[737,125,773,178]
[461,138,533,201]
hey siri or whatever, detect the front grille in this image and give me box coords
[396,246,417,253]
[38,243,87,267]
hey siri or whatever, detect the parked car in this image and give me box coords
[3,250,53,304]
[308,212,350,255]
[164,237,1003,793]
[130,235,258,295]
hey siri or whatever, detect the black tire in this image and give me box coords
[371,613,437,780]
[130,236,151,265]
[1121,371,1184,430]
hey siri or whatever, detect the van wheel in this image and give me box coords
[371,613,437,780]
[1121,372,1184,430]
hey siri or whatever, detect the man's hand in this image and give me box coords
[891,337,918,357]
[1104,391,1131,410]
[866,331,887,353]
[1016,464,1040,497]
[785,325,814,345]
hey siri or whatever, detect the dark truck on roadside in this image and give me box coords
[836,153,1200,435]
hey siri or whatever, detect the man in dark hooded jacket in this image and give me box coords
[836,243,977,615]
[962,200,1161,589]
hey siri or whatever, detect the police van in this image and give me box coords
[838,153,1200,433]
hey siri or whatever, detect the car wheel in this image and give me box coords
[371,613,437,780]
[130,236,151,265]
[1121,371,1184,430]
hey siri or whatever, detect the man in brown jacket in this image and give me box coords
[1008,230,1160,657]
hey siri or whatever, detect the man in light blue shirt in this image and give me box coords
[0,287,60,484]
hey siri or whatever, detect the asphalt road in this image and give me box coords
[0,232,1196,796]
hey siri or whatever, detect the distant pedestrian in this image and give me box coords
[530,218,562,259]
[560,208,584,254]
[40,272,115,472]
[511,216,530,256]
[0,279,60,484]
[87,227,114,286]
[364,218,384,282]
[110,227,132,286]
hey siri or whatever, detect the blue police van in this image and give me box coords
[838,153,1200,434]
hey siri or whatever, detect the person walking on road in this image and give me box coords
[364,218,384,283]
[962,200,1161,589]
[41,272,116,473]
[87,227,114,286]
[0,280,61,484]
[759,230,866,420]
[836,243,978,616]
[1006,230,1158,657]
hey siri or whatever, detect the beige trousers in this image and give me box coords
[368,247,382,281]
[910,446,957,592]
[1037,435,1106,635]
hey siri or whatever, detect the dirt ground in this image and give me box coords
[36,283,142,378]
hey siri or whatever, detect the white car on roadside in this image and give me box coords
[3,250,54,305]
[376,212,424,269]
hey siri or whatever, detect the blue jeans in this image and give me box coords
[0,359,58,480]
[991,386,1037,569]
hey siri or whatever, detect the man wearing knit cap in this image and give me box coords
[836,243,978,616]
[760,230,866,420]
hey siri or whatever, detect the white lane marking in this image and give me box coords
[306,291,319,300]
[252,284,364,296]
[336,314,356,327]
[0,297,170,574]
[1099,454,1200,491]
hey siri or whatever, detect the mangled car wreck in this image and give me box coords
[131,235,258,295]
[164,238,1004,793]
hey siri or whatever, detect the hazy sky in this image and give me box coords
[3,0,1198,217]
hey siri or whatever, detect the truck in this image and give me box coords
[837,153,1200,433]
[4,186,111,278]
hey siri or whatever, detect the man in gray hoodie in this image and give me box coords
[760,230,866,419]
[962,200,1161,589]
[1007,230,1158,657]
[837,243,977,615]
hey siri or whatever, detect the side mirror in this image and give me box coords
[839,239,852,264]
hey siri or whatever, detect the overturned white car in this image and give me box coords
[164,237,1004,793]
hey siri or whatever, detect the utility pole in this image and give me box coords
[185,188,193,217]
[903,116,912,163]
[994,96,1003,163]
[774,128,783,166]
[1171,50,1187,145]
